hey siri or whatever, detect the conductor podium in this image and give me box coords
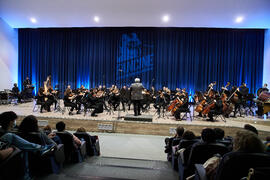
[124,114,153,122]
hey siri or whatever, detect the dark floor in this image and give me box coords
[37,156,178,180]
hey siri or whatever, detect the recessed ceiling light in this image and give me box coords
[235,16,244,23]
[94,16,100,23]
[162,15,170,23]
[30,17,37,23]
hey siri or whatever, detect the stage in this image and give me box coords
[0,101,270,139]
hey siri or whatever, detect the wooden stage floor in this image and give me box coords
[1,101,270,139]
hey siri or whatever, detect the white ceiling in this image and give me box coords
[0,0,270,28]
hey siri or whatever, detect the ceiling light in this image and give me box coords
[162,15,170,23]
[30,17,37,23]
[94,16,100,23]
[235,16,244,23]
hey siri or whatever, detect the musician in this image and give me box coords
[207,96,223,122]
[23,76,34,98]
[262,83,269,92]
[83,90,104,117]
[142,89,151,111]
[47,86,58,110]
[130,78,144,116]
[120,86,128,111]
[11,83,22,103]
[108,85,120,111]
[240,83,249,108]
[37,87,53,113]
[230,86,242,117]
[64,85,79,115]
[174,96,189,120]
[23,76,31,90]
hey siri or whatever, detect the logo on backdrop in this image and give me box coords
[116,33,154,85]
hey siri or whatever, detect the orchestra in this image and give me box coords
[5,76,269,119]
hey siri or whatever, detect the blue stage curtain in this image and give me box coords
[18,28,264,95]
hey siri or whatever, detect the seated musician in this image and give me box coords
[83,89,104,116]
[47,86,58,110]
[11,83,22,103]
[108,86,120,111]
[63,85,79,115]
[142,89,151,111]
[207,95,223,122]
[174,96,189,120]
[37,87,52,113]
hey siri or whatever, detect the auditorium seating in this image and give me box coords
[171,139,199,170]
[0,147,25,180]
[16,132,65,175]
[194,152,270,180]
[55,132,87,163]
[178,143,229,180]
[73,132,100,156]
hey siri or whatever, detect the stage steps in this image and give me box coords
[37,156,178,180]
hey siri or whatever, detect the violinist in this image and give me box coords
[83,89,104,117]
[37,87,51,113]
[64,85,79,115]
[207,95,223,122]
[108,85,120,111]
[47,86,57,110]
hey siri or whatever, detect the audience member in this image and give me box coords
[55,121,81,147]
[244,124,258,135]
[182,130,196,140]
[213,128,225,140]
[18,115,56,145]
[0,111,18,136]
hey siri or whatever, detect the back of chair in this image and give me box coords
[216,152,270,180]
[73,132,94,156]
[55,132,77,161]
[179,139,199,149]
[17,132,44,145]
[187,142,229,168]
[172,137,182,146]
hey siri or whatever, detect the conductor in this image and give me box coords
[130,78,144,116]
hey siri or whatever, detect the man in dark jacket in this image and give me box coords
[130,78,144,116]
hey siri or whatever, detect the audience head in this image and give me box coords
[201,128,216,143]
[266,136,270,142]
[182,130,196,140]
[244,124,258,135]
[43,125,52,133]
[214,128,225,140]
[76,127,86,132]
[233,130,265,153]
[56,121,66,132]
[176,126,185,137]
[19,115,39,133]
[0,111,17,130]
[13,83,17,87]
